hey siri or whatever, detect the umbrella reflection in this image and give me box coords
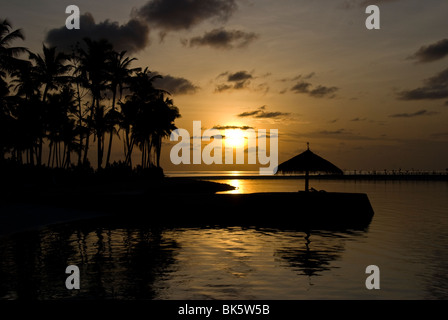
[275,230,362,279]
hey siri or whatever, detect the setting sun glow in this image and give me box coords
[224,129,246,149]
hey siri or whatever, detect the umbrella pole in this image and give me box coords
[305,169,309,192]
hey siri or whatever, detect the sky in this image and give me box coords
[3,0,448,172]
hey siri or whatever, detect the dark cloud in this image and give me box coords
[286,73,338,98]
[185,28,258,49]
[398,67,448,100]
[152,73,198,95]
[351,117,367,121]
[280,73,314,83]
[215,70,254,92]
[389,109,440,118]
[227,71,253,82]
[45,13,149,53]
[318,129,346,135]
[309,85,338,98]
[291,81,312,94]
[215,84,234,92]
[291,81,338,98]
[237,106,290,119]
[135,0,237,31]
[212,125,254,130]
[410,39,448,63]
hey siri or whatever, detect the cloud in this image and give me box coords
[45,13,149,53]
[285,73,338,98]
[309,85,338,98]
[215,84,234,92]
[214,71,271,93]
[227,71,253,82]
[280,73,315,83]
[291,81,338,98]
[389,109,440,118]
[237,106,290,119]
[135,0,237,32]
[351,117,367,121]
[152,73,199,95]
[212,125,254,130]
[184,28,258,49]
[215,70,254,92]
[318,129,347,135]
[398,67,448,100]
[291,81,312,94]
[409,39,448,63]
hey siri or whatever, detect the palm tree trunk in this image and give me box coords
[37,137,43,166]
[65,146,71,169]
[141,142,145,169]
[29,147,34,165]
[96,103,103,170]
[83,97,95,166]
[124,128,134,167]
[76,82,83,166]
[156,136,162,168]
[62,143,67,168]
[105,89,117,167]
[47,141,53,167]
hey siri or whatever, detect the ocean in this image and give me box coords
[0,172,447,300]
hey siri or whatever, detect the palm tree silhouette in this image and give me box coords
[29,44,70,165]
[1,19,182,173]
[45,86,77,168]
[29,45,70,103]
[105,50,140,167]
[0,19,28,74]
[120,67,179,169]
[77,38,114,169]
[10,61,42,164]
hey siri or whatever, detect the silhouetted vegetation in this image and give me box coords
[0,19,180,175]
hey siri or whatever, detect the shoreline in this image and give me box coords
[176,173,448,181]
[1,170,445,238]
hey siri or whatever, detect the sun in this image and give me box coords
[224,129,246,149]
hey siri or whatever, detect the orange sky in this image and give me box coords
[4,0,448,171]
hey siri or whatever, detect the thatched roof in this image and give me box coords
[277,145,343,175]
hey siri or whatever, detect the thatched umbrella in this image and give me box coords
[276,143,343,191]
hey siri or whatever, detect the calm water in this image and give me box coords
[1,177,447,300]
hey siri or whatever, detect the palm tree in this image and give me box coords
[29,44,70,165]
[68,49,89,166]
[105,50,140,167]
[120,68,163,168]
[125,69,180,169]
[151,96,180,168]
[0,20,31,164]
[45,86,77,168]
[77,38,113,169]
[29,44,70,103]
[10,62,42,164]
[0,73,12,162]
[0,19,28,74]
